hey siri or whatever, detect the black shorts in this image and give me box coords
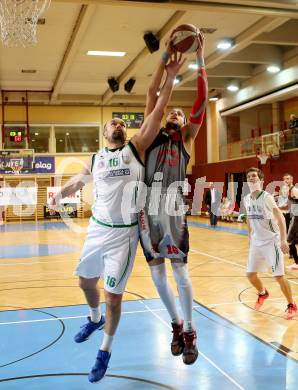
[288,216,298,245]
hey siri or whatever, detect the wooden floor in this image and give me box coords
[0,217,297,360]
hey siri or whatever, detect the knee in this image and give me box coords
[172,263,191,288]
[247,272,256,280]
[78,277,97,292]
[150,263,167,287]
[105,293,122,310]
[274,275,284,283]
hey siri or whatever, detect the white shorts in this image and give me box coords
[247,241,285,276]
[75,218,139,294]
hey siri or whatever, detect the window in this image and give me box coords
[55,126,99,153]
[29,126,50,153]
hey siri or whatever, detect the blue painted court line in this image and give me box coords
[0,221,69,233]
[0,244,80,259]
[0,299,296,389]
[188,220,248,236]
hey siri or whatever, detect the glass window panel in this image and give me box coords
[55,126,99,153]
[29,127,50,153]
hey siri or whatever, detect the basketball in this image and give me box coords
[171,24,199,53]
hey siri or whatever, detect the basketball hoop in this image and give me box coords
[257,152,270,165]
[0,0,51,47]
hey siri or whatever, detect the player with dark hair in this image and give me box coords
[286,175,298,270]
[50,53,184,383]
[244,167,297,319]
[139,31,207,364]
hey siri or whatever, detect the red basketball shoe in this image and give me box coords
[171,322,184,356]
[254,290,269,310]
[182,330,198,365]
[286,303,297,320]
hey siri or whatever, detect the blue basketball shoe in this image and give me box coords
[74,315,105,343]
[88,350,111,383]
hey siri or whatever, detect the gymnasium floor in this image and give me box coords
[0,217,297,389]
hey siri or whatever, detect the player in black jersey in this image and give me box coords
[139,32,207,365]
[287,177,298,270]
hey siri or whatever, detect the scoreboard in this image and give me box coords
[9,130,23,143]
[112,112,144,128]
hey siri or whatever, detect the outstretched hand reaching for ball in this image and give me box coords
[165,51,186,80]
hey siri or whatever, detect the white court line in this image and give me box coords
[189,248,298,285]
[138,300,246,390]
[208,295,298,307]
[2,293,297,326]
[0,254,144,266]
[0,259,78,266]
[0,307,171,326]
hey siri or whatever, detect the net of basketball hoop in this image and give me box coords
[0,0,51,47]
[257,152,270,165]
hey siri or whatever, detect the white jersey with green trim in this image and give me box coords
[91,142,144,226]
[244,191,280,245]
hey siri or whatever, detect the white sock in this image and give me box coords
[90,306,101,323]
[100,332,114,352]
[183,320,195,332]
[150,263,181,323]
[171,263,194,331]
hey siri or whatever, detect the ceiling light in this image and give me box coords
[209,97,219,101]
[34,132,39,135]
[267,65,280,73]
[217,39,234,50]
[227,84,239,92]
[59,139,63,142]
[66,132,70,136]
[87,51,126,57]
[188,63,198,70]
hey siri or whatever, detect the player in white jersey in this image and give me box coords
[244,167,297,319]
[50,52,185,383]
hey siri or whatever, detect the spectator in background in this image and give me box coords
[204,182,221,227]
[289,114,298,130]
[289,114,298,148]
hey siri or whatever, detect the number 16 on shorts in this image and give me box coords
[106,275,116,288]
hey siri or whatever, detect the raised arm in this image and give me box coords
[131,52,185,159]
[144,40,174,118]
[183,32,208,153]
[50,160,93,206]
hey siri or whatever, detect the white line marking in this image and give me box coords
[0,255,144,266]
[138,300,246,390]
[2,293,298,326]
[0,307,170,326]
[0,259,77,266]
[190,248,298,286]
